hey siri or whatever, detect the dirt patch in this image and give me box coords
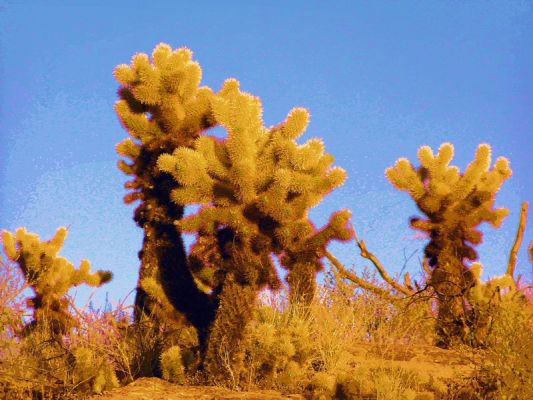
[89,345,477,400]
[89,378,304,400]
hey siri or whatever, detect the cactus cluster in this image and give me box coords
[1,227,112,337]
[114,43,352,384]
[385,143,513,347]
[2,41,531,399]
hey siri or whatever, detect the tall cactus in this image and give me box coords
[114,44,217,337]
[158,78,352,383]
[1,227,112,338]
[385,143,512,347]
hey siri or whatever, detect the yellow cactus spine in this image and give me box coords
[386,142,512,347]
[160,346,186,384]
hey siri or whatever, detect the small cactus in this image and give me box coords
[160,345,186,384]
[71,347,119,394]
[1,227,112,337]
[386,143,512,347]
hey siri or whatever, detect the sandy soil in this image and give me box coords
[89,377,304,400]
[89,344,475,400]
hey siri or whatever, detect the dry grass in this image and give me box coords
[1,252,532,399]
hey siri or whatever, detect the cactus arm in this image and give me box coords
[1,227,112,336]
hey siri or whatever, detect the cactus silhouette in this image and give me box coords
[385,143,512,347]
[115,43,352,384]
[1,227,112,338]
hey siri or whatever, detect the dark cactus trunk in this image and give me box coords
[134,208,217,349]
[203,276,258,387]
[131,155,219,372]
[429,246,475,348]
[286,262,317,306]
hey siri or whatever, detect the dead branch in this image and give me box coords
[348,223,415,296]
[507,201,529,277]
[324,250,399,302]
[325,222,421,302]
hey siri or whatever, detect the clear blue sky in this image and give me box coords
[1,1,532,308]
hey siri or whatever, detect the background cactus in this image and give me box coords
[1,227,112,338]
[71,346,120,394]
[385,142,512,347]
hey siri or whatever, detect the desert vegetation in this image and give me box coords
[1,43,531,400]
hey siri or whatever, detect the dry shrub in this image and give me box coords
[0,256,29,342]
[245,270,436,399]
[314,270,434,363]
[462,282,533,400]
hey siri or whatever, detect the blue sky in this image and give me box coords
[1,1,532,308]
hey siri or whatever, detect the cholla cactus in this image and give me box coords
[159,78,352,383]
[158,79,352,298]
[71,347,120,394]
[114,43,217,334]
[466,263,519,345]
[160,345,186,384]
[386,143,512,347]
[1,227,112,337]
[249,308,314,389]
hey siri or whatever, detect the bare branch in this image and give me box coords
[348,222,415,296]
[324,251,399,302]
[403,272,415,292]
[422,257,431,275]
[507,201,529,277]
[529,240,533,265]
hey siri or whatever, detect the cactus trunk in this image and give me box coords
[203,276,258,387]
